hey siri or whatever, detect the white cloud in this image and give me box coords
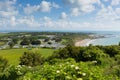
[11,16,16,26]
[63,0,101,16]
[24,4,39,14]
[42,16,54,27]
[0,0,18,18]
[81,5,95,13]
[0,0,16,11]
[39,1,51,12]
[111,0,120,6]
[52,2,60,9]
[96,6,119,21]
[60,12,67,19]
[24,1,59,14]
[71,8,80,16]
[0,11,18,18]
[115,8,120,14]
[43,16,51,21]
[17,16,41,27]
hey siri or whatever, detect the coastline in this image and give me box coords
[75,39,93,46]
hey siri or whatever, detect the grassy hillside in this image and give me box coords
[0,48,54,65]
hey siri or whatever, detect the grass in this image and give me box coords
[0,41,6,46]
[0,48,55,65]
[0,33,10,37]
[61,39,68,44]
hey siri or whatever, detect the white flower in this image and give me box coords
[92,61,97,63]
[82,73,86,76]
[28,66,32,68]
[17,65,22,68]
[71,65,75,68]
[17,71,22,75]
[59,64,62,67]
[75,66,79,70]
[56,70,60,73]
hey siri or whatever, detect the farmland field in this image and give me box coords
[0,48,54,65]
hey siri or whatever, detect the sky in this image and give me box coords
[0,0,120,31]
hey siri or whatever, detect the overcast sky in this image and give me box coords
[0,0,120,31]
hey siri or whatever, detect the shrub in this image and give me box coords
[19,52,44,66]
[0,56,8,72]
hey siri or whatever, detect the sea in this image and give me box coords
[88,31,120,46]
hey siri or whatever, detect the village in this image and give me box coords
[0,33,66,50]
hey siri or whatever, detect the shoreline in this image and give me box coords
[75,39,93,46]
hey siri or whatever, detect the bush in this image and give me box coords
[19,52,44,66]
[0,57,8,72]
[31,40,41,45]
[0,58,118,80]
[20,38,30,45]
[8,42,15,48]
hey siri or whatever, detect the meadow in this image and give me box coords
[0,48,54,65]
[0,41,6,46]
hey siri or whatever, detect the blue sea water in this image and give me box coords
[89,31,120,46]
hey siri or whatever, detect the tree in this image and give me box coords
[119,42,120,46]
[103,46,120,57]
[55,38,62,42]
[19,52,44,66]
[8,42,15,48]
[20,38,30,45]
[12,38,18,44]
[48,42,52,45]
[44,38,49,42]
[31,40,41,45]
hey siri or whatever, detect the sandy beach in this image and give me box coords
[75,39,92,46]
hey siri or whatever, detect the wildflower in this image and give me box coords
[82,73,86,76]
[59,64,62,67]
[56,70,60,73]
[75,66,79,70]
[17,65,21,68]
[28,66,31,68]
[71,65,75,68]
[92,60,97,63]
[17,71,22,75]
[66,62,69,64]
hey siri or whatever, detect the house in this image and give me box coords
[13,45,20,48]
[22,45,29,48]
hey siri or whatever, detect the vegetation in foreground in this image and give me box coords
[1,44,120,80]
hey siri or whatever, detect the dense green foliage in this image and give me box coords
[49,45,110,64]
[1,45,120,79]
[20,38,30,45]
[8,42,15,48]
[19,52,44,66]
[31,40,41,45]
[0,58,119,80]
[0,57,8,72]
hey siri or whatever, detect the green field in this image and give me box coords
[0,41,6,46]
[0,48,55,65]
